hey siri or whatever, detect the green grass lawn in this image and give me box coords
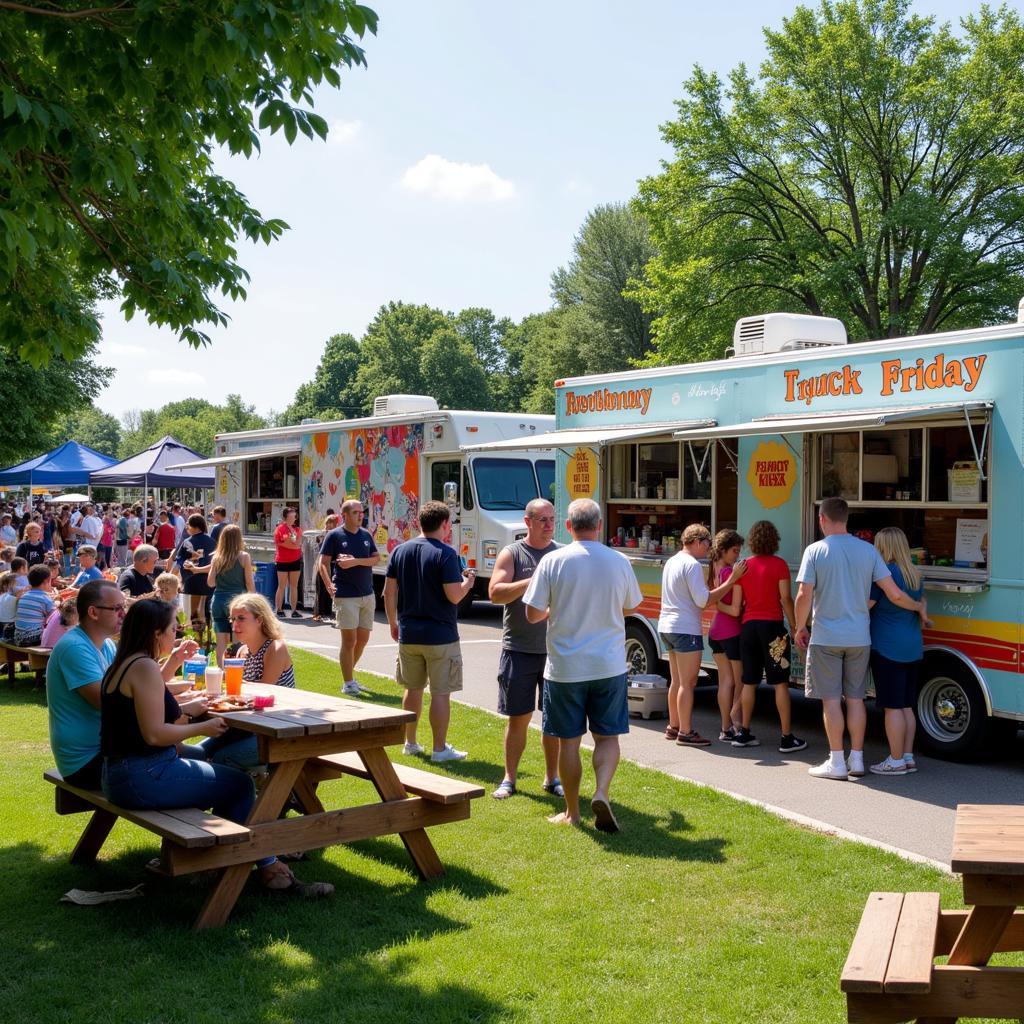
[0,650,1008,1023]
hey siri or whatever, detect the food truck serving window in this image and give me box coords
[608,440,712,501]
[245,456,300,533]
[811,414,990,576]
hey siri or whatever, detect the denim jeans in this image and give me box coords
[196,731,261,772]
[102,747,274,867]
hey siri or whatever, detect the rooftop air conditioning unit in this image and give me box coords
[373,394,439,417]
[732,313,848,357]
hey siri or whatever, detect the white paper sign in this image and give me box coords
[954,519,988,565]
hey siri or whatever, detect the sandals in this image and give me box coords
[676,730,712,747]
[664,725,680,741]
[259,861,333,898]
[542,778,564,798]
[491,780,517,800]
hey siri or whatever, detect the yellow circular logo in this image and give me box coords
[565,447,598,500]
[746,440,797,510]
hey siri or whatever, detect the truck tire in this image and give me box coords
[456,591,476,618]
[625,621,659,676]
[915,653,1012,761]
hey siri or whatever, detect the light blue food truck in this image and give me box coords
[466,309,1024,760]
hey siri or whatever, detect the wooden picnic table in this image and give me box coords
[843,803,1024,1023]
[160,684,480,929]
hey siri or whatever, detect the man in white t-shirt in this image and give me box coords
[523,498,642,833]
[77,504,103,547]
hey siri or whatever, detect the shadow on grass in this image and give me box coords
[0,845,513,1024]
[0,674,47,706]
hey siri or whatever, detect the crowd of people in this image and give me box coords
[13,485,936,892]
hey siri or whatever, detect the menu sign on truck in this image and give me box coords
[746,440,797,510]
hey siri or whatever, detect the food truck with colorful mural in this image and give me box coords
[192,396,554,607]
[465,309,1024,759]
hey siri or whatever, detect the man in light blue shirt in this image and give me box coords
[46,580,123,788]
[795,497,926,781]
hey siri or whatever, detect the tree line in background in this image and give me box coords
[4,1,1024,465]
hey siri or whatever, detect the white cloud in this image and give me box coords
[146,369,207,387]
[329,119,363,145]
[100,342,146,357]
[400,154,516,203]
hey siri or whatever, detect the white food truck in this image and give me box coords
[186,395,554,608]
[465,308,1024,759]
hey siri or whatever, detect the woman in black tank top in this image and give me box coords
[100,600,333,895]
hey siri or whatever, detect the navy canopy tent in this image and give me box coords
[89,435,215,489]
[0,440,117,488]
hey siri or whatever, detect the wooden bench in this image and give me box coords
[0,641,50,684]
[44,768,251,868]
[842,890,1024,1022]
[306,751,485,805]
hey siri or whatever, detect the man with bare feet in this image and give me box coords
[523,498,642,831]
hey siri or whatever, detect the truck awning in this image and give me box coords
[166,445,300,471]
[671,401,993,440]
[460,419,717,453]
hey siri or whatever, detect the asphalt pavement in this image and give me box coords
[279,602,1024,868]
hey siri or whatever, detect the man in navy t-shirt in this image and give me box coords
[384,500,475,763]
[319,499,381,697]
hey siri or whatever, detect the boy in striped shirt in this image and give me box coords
[14,565,55,646]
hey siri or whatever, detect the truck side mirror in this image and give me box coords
[443,481,459,508]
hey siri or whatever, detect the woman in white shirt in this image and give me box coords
[658,524,746,747]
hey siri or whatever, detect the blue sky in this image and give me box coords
[94,0,999,420]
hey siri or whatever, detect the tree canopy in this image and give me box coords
[0,1,377,365]
[50,404,122,457]
[0,348,109,465]
[551,203,656,371]
[118,395,266,458]
[633,0,1024,363]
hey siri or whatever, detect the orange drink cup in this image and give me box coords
[224,658,245,696]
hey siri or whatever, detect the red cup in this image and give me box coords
[253,694,276,710]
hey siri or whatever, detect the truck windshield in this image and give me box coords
[472,458,540,510]
[535,459,555,503]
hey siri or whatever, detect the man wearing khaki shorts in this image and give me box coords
[319,499,380,697]
[795,497,927,780]
[384,501,475,763]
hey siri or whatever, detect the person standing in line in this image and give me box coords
[170,503,186,547]
[113,507,131,568]
[523,498,642,832]
[659,523,747,747]
[312,513,339,622]
[319,499,380,696]
[868,527,929,776]
[384,501,475,763]
[208,504,228,546]
[97,508,115,570]
[200,524,255,666]
[273,507,303,618]
[705,529,746,741]
[488,498,563,800]
[152,510,177,563]
[795,497,928,781]
[730,520,805,752]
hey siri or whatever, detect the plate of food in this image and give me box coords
[208,696,254,713]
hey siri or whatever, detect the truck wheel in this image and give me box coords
[625,622,659,676]
[456,591,476,619]
[915,654,1000,761]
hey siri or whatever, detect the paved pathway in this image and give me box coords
[280,604,1024,868]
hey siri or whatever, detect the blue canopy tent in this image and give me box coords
[89,436,215,507]
[0,440,117,492]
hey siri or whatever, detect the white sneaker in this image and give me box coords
[870,757,909,776]
[402,741,424,756]
[903,756,918,774]
[808,758,849,780]
[847,757,866,779]
[342,681,367,696]
[430,743,467,763]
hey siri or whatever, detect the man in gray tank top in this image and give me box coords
[487,498,562,800]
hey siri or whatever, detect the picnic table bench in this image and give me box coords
[0,640,50,684]
[841,804,1024,1023]
[47,683,483,929]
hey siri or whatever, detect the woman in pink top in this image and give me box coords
[273,507,303,618]
[706,529,744,741]
[41,598,78,647]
